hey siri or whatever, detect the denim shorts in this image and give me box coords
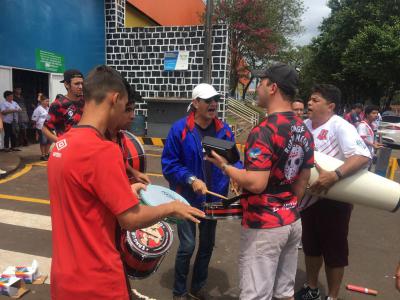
[38,130,51,145]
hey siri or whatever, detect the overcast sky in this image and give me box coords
[293,0,331,46]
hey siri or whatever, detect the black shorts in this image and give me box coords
[300,198,353,268]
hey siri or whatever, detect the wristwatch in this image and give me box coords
[334,168,344,180]
[187,176,197,185]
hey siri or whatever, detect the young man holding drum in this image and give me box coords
[295,84,371,300]
[48,65,204,300]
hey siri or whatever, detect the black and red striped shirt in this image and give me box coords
[241,111,314,229]
[44,94,84,136]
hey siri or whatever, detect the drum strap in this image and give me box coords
[115,222,133,299]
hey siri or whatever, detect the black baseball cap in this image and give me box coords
[252,63,298,96]
[60,69,83,83]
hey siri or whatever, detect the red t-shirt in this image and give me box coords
[241,112,314,229]
[48,127,139,300]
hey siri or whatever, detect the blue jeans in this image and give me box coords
[173,218,217,296]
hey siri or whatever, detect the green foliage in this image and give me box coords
[301,0,400,106]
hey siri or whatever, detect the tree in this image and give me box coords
[342,22,400,105]
[301,0,400,106]
[213,0,304,96]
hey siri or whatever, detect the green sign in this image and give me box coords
[35,49,65,73]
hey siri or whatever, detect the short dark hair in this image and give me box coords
[38,94,49,102]
[311,84,341,110]
[123,79,142,109]
[3,91,13,98]
[83,65,127,104]
[364,105,379,116]
[353,103,363,110]
[293,98,303,104]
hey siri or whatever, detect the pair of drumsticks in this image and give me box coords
[206,183,241,206]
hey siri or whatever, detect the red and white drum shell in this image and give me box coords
[204,201,243,220]
[120,221,173,279]
[123,130,146,173]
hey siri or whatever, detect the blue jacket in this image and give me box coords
[161,112,242,208]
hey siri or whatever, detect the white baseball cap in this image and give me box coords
[192,83,221,100]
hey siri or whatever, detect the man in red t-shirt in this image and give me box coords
[207,63,314,300]
[48,65,204,300]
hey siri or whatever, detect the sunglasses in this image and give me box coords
[199,97,220,104]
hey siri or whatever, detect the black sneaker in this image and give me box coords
[173,295,188,300]
[295,284,321,300]
[189,289,211,300]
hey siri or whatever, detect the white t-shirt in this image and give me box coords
[31,105,49,130]
[357,120,374,156]
[0,101,21,124]
[300,115,371,210]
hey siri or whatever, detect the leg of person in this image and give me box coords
[190,219,217,298]
[3,123,12,150]
[239,226,284,300]
[173,220,196,298]
[39,131,47,160]
[273,219,302,300]
[320,201,352,299]
[295,203,323,300]
[10,128,18,150]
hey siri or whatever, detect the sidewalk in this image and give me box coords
[0,150,21,179]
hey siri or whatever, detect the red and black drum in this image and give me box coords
[122,130,146,173]
[204,201,243,220]
[120,221,173,279]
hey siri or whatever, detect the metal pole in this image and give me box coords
[202,0,213,83]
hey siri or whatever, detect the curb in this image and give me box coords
[136,136,246,152]
[0,154,22,180]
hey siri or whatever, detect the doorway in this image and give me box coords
[12,68,49,117]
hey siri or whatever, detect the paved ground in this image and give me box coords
[0,144,400,299]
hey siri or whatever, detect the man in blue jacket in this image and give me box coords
[162,83,240,300]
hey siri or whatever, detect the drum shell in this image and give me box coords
[123,130,146,173]
[120,221,173,279]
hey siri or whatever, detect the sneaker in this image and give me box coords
[173,295,188,300]
[189,289,211,300]
[40,155,48,161]
[0,169,6,175]
[295,284,321,300]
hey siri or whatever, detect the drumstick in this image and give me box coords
[231,183,240,196]
[206,190,228,200]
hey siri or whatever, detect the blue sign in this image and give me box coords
[164,51,189,71]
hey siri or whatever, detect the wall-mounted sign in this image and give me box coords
[35,49,65,73]
[164,51,189,71]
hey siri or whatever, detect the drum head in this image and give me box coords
[140,185,190,206]
[123,130,146,173]
[126,221,173,257]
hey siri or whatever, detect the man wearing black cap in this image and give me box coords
[42,69,84,143]
[207,63,314,300]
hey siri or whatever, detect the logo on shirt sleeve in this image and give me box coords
[55,139,68,151]
[248,147,261,159]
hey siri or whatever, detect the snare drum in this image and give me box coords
[204,201,243,220]
[120,221,173,279]
[122,130,146,173]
